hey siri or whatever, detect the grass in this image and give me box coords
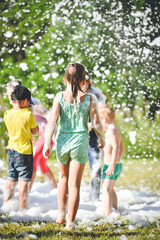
[25,153,160,194]
[1,152,160,194]
[116,159,160,194]
[0,155,160,239]
[0,220,160,240]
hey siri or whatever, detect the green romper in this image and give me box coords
[56,92,90,164]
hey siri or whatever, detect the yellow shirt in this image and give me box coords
[4,107,38,154]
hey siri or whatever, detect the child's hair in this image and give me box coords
[65,63,86,98]
[7,79,22,90]
[11,86,31,101]
[85,71,91,90]
[99,105,115,121]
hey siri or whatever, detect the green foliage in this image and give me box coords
[115,108,160,160]
[0,94,8,161]
[0,0,160,160]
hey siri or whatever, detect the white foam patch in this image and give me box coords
[0,178,160,228]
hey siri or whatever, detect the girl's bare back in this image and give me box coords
[63,90,86,104]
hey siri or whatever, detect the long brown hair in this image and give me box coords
[65,63,86,99]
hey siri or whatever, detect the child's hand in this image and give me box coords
[88,122,93,132]
[98,143,105,149]
[106,164,115,176]
[98,139,105,149]
[43,147,51,158]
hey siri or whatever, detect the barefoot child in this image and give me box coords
[3,86,39,209]
[99,105,125,216]
[43,63,105,230]
[6,79,57,189]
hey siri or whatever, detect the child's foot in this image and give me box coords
[56,211,66,224]
[65,221,75,230]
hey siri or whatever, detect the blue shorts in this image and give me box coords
[7,150,33,181]
[102,163,122,180]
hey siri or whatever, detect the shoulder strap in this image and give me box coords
[56,91,63,103]
[85,92,91,102]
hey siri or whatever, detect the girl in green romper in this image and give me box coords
[43,63,105,230]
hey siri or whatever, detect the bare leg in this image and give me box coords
[45,169,57,188]
[56,161,69,224]
[19,181,29,209]
[3,181,17,202]
[102,179,116,216]
[29,171,36,190]
[111,188,117,210]
[66,161,86,230]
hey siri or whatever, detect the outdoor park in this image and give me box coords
[0,0,160,239]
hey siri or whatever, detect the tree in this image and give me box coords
[0,0,159,160]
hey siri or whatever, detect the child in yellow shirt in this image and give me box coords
[3,86,39,210]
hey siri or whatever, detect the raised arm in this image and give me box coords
[90,94,105,148]
[43,94,60,157]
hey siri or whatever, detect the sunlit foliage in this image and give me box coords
[0,0,159,160]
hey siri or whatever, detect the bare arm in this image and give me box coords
[88,122,93,132]
[110,129,118,165]
[43,95,60,157]
[90,94,105,148]
[106,129,118,176]
[31,125,39,136]
[120,137,125,159]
